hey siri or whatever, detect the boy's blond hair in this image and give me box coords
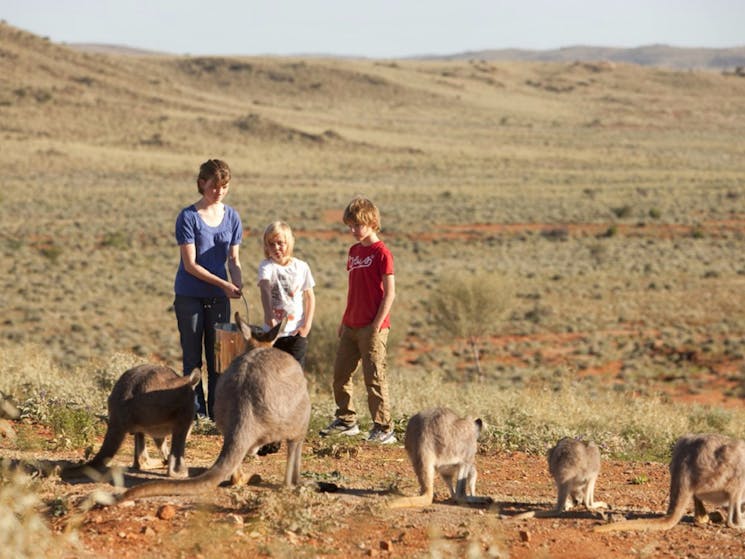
[262,221,295,260]
[343,196,381,232]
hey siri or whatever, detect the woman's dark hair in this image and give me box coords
[197,159,231,193]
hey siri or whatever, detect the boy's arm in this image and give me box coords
[297,288,315,337]
[371,274,395,332]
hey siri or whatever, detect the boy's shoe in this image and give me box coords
[319,418,360,437]
[367,426,397,444]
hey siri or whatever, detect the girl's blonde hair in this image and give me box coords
[343,196,381,232]
[263,221,295,262]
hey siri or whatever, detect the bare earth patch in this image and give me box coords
[3,412,745,559]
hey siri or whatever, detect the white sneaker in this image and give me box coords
[367,427,396,444]
[319,418,360,437]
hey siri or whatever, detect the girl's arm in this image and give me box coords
[258,279,276,329]
[371,274,395,332]
[227,244,243,291]
[181,243,241,298]
[297,288,315,337]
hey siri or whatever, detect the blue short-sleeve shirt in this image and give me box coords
[174,204,243,298]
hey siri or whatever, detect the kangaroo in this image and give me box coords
[0,390,20,440]
[389,407,491,508]
[65,364,200,478]
[595,433,745,532]
[121,312,310,501]
[512,437,606,520]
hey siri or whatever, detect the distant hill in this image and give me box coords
[67,43,167,56]
[415,44,745,70]
[64,41,745,70]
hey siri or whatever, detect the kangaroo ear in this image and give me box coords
[252,316,287,345]
[235,311,253,342]
[474,418,483,437]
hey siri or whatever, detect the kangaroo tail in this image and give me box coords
[121,434,248,501]
[121,460,232,500]
[388,492,435,509]
[594,515,680,533]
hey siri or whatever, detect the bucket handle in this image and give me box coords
[239,292,250,321]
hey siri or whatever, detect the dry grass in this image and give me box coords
[2,19,745,466]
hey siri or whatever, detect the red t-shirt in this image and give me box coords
[342,240,394,328]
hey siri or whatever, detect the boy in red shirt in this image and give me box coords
[319,196,396,443]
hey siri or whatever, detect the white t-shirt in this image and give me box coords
[257,257,315,336]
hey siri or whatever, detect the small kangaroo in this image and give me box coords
[121,313,310,501]
[66,364,200,478]
[512,437,606,520]
[549,437,606,512]
[389,407,491,508]
[595,433,745,532]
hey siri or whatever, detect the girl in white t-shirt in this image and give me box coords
[258,221,316,368]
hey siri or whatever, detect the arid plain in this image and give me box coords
[2,21,745,558]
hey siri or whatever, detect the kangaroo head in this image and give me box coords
[234,311,288,350]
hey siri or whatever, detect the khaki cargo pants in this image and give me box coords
[332,324,391,431]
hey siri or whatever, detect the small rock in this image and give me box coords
[157,504,177,520]
[224,514,244,526]
[380,540,393,551]
[141,526,156,537]
[247,473,262,485]
[519,530,531,543]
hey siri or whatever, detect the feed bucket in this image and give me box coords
[214,323,247,373]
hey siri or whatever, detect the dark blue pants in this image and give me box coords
[174,295,230,420]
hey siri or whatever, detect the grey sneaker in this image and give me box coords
[367,426,397,444]
[319,418,360,437]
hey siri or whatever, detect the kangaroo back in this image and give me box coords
[122,317,310,501]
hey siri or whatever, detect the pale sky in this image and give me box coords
[3,0,743,58]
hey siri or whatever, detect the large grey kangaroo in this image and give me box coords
[122,313,310,500]
[66,364,200,478]
[389,407,491,508]
[595,433,745,532]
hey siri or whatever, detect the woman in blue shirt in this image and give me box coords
[174,159,243,420]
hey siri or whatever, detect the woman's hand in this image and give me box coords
[223,282,242,298]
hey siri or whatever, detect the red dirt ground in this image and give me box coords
[3,360,744,559]
[4,217,745,558]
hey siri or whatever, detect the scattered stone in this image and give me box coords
[141,526,156,537]
[380,540,394,551]
[157,504,177,520]
[247,473,262,485]
[224,513,244,526]
[316,481,339,493]
[519,530,531,543]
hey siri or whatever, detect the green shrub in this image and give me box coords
[428,271,514,379]
[46,403,99,450]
